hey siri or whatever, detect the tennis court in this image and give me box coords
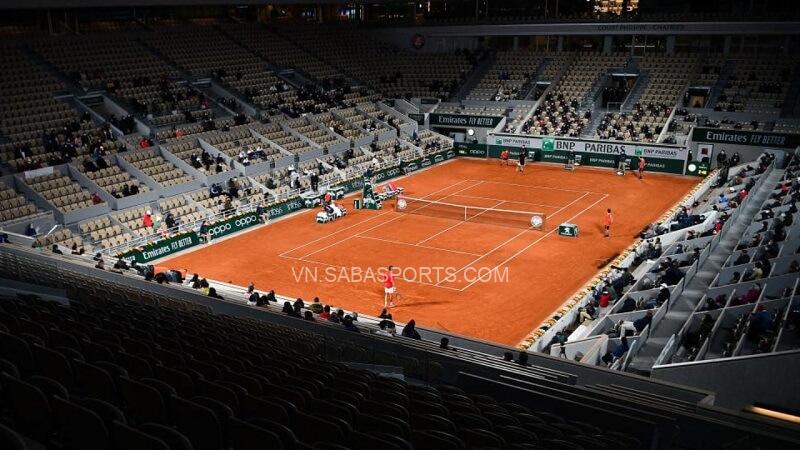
[162,158,700,346]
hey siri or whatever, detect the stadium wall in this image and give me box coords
[652,350,800,411]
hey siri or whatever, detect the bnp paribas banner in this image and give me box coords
[487,133,688,174]
[207,212,261,241]
[429,113,503,129]
[690,127,800,149]
[122,231,200,263]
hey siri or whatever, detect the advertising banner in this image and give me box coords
[122,231,200,264]
[207,212,261,241]
[455,142,488,157]
[691,127,800,149]
[429,113,503,129]
[266,196,305,220]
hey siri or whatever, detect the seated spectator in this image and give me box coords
[376,321,394,337]
[619,311,653,336]
[734,250,750,265]
[319,305,331,320]
[342,315,360,332]
[282,301,300,318]
[309,297,324,314]
[207,287,223,299]
[401,319,421,339]
[618,297,637,313]
[52,244,63,255]
[304,311,315,321]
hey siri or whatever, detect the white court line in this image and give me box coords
[458,193,610,291]
[447,194,561,210]
[297,180,483,260]
[415,198,506,246]
[356,234,484,257]
[281,254,463,291]
[468,178,606,195]
[279,179,471,258]
[434,190,591,287]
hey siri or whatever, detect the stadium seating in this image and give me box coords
[76,161,149,198]
[25,171,102,213]
[123,149,194,187]
[466,50,547,101]
[78,216,134,251]
[0,181,40,224]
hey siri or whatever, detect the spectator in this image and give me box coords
[440,337,456,351]
[618,297,637,313]
[734,250,750,265]
[342,315,360,332]
[309,297,324,314]
[656,284,670,306]
[95,258,104,270]
[52,244,63,255]
[207,287,223,299]
[503,352,514,362]
[401,319,421,339]
[113,257,129,270]
[91,192,103,204]
[282,301,300,318]
[619,311,653,336]
[517,351,529,366]
[142,210,153,229]
[319,305,331,320]
[304,311,315,321]
[376,321,393,337]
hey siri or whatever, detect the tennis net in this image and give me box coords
[394,196,546,230]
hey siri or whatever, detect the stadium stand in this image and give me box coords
[0,181,40,224]
[123,149,194,188]
[24,170,103,213]
[1,7,800,448]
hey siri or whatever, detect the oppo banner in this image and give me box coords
[207,212,262,241]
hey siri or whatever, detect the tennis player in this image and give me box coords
[383,265,397,307]
[604,208,613,238]
[500,149,510,166]
[517,150,526,174]
[637,157,646,180]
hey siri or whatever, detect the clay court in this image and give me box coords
[163,158,699,346]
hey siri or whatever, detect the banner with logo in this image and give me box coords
[408,113,426,125]
[690,127,800,149]
[454,142,488,158]
[207,212,261,241]
[121,231,200,264]
[333,177,365,194]
[429,113,503,129]
[401,148,457,175]
[491,134,543,150]
[373,164,404,183]
[266,196,305,220]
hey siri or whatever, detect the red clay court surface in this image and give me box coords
[163,159,699,346]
